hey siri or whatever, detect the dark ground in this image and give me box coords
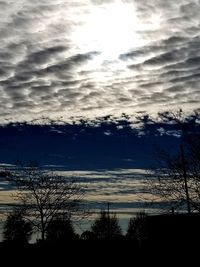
[0,213,199,263]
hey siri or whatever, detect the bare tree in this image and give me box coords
[149,110,200,213]
[8,165,85,242]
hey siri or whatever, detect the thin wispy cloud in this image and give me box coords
[0,0,199,122]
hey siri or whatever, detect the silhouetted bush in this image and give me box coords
[3,209,32,244]
[46,216,78,243]
[80,230,96,240]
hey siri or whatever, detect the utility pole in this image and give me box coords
[107,202,110,218]
[171,206,174,215]
[180,144,191,214]
[107,202,111,239]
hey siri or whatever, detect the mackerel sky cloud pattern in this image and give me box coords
[0,0,200,122]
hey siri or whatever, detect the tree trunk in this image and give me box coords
[41,213,45,242]
[41,229,45,242]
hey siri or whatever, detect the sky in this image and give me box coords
[0,114,199,169]
[0,0,200,123]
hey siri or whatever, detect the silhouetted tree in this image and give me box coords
[46,216,78,243]
[7,165,85,242]
[91,211,122,240]
[149,110,200,212]
[3,209,32,244]
[126,212,148,245]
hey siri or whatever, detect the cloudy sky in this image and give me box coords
[0,0,200,122]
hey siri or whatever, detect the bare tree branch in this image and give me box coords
[6,165,86,242]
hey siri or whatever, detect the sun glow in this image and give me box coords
[72,2,144,61]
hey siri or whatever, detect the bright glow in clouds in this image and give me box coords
[72,2,159,61]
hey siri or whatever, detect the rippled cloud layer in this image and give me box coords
[0,0,200,122]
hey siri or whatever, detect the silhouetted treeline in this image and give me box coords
[2,211,200,248]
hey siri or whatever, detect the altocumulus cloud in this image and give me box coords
[0,0,200,122]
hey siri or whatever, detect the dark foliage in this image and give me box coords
[3,210,32,244]
[80,230,96,240]
[126,212,148,244]
[46,216,78,242]
[91,211,122,240]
